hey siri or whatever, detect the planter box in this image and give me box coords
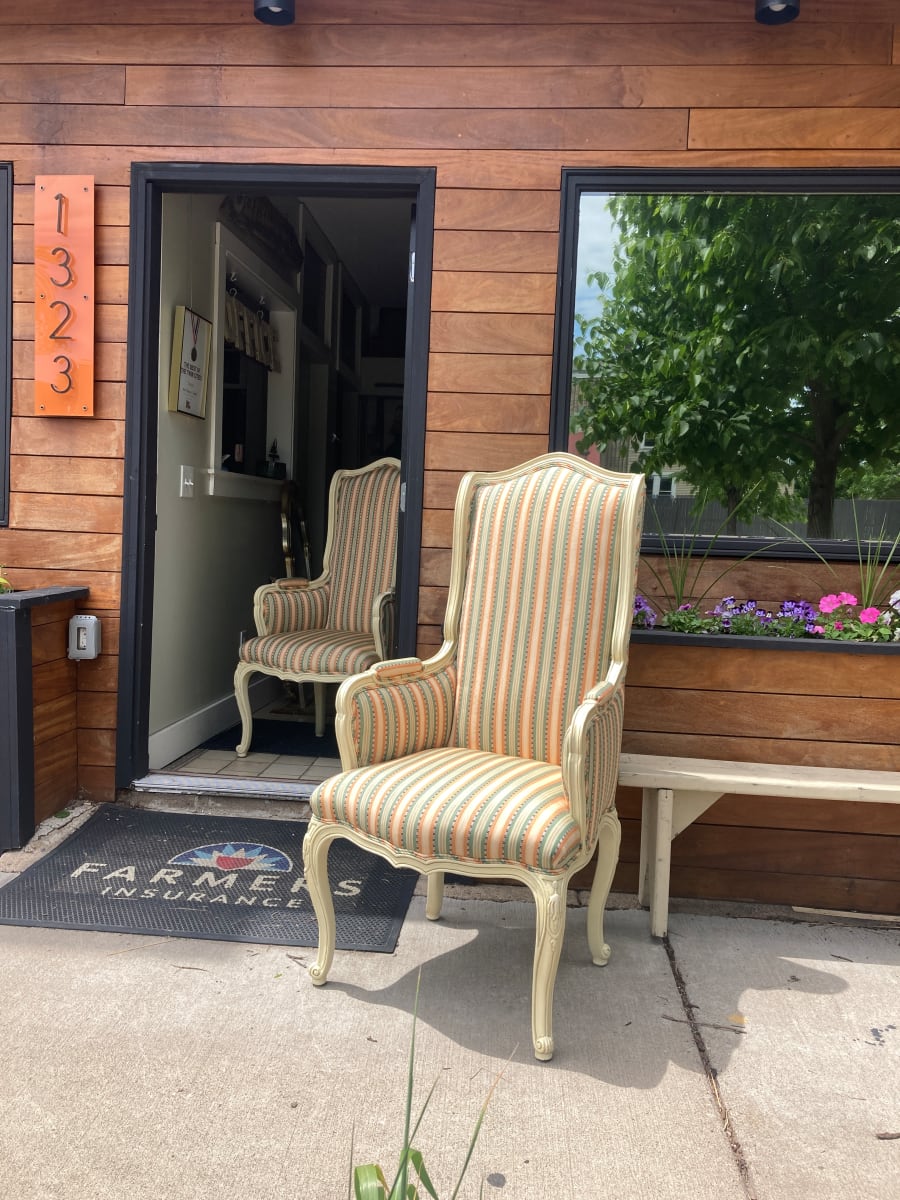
[625,629,899,771]
[0,586,89,851]
[604,630,900,914]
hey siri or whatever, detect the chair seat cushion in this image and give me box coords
[240,631,381,678]
[311,747,582,873]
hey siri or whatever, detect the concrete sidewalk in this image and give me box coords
[1,804,899,1200]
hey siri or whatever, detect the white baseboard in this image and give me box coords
[148,676,282,769]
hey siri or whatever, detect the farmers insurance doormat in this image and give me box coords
[0,805,417,951]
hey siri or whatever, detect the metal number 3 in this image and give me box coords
[50,354,74,394]
[49,246,74,288]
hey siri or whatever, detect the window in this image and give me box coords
[552,170,900,560]
[0,164,10,526]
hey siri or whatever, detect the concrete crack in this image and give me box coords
[663,935,757,1200]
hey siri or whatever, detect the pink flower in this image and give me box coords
[817,594,841,613]
[812,625,825,635]
[859,607,881,624]
[837,591,858,606]
[834,621,844,631]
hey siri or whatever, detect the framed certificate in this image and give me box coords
[168,305,211,417]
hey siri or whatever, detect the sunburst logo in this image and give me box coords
[168,843,293,872]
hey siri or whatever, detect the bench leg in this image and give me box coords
[650,788,674,938]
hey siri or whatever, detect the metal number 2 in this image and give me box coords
[48,299,74,340]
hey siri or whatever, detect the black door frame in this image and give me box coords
[117,162,435,789]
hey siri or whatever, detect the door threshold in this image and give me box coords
[130,772,317,801]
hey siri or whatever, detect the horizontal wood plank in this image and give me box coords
[32,658,77,706]
[2,568,121,609]
[13,223,129,265]
[34,694,78,745]
[431,271,557,314]
[125,64,900,111]
[30,618,70,665]
[76,653,120,694]
[7,144,900,191]
[666,864,900,914]
[620,730,900,772]
[433,230,558,273]
[0,65,124,104]
[9,493,124,534]
[624,685,898,747]
[77,727,116,767]
[419,547,453,587]
[76,764,115,804]
[78,691,118,730]
[0,2,894,27]
[10,417,125,459]
[13,340,126,382]
[690,107,900,149]
[5,530,122,573]
[627,643,900,700]
[10,455,125,496]
[424,430,549,471]
[13,263,129,304]
[428,352,551,395]
[423,470,465,509]
[14,301,127,343]
[429,312,555,355]
[0,103,688,151]
[434,189,560,232]
[13,380,126,422]
[427,392,549,435]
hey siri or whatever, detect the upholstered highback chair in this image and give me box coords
[233,457,401,752]
[303,453,644,1060]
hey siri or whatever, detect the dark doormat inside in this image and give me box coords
[201,718,339,760]
[0,805,417,951]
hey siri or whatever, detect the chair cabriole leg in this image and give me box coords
[587,807,621,967]
[528,874,568,1061]
[233,662,254,757]
[425,871,444,920]
[303,818,337,986]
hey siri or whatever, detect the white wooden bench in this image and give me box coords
[617,753,900,937]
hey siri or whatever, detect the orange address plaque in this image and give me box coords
[34,175,95,416]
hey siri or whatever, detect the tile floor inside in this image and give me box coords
[158,698,341,790]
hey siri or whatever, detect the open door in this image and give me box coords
[118,165,434,790]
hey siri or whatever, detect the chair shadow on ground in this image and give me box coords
[314,897,851,1088]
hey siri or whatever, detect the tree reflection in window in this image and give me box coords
[565,182,900,548]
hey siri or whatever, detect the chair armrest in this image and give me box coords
[253,579,330,636]
[562,667,626,846]
[372,589,395,661]
[335,657,458,770]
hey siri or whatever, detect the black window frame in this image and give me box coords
[0,163,11,527]
[550,167,900,563]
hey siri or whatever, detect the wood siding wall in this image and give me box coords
[1,0,898,908]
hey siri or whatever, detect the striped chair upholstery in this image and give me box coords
[233,458,400,752]
[303,454,645,1061]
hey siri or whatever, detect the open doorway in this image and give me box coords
[117,165,435,795]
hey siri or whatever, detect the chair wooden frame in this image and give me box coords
[303,453,645,1060]
[234,457,400,753]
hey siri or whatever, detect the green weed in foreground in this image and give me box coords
[350,972,508,1200]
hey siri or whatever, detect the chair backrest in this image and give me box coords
[322,458,401,633]
[447,454,644,765]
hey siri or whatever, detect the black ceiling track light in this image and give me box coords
[254,0,295,24]
[755,0,799,23]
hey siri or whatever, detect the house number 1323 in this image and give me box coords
[34,175,95,417]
